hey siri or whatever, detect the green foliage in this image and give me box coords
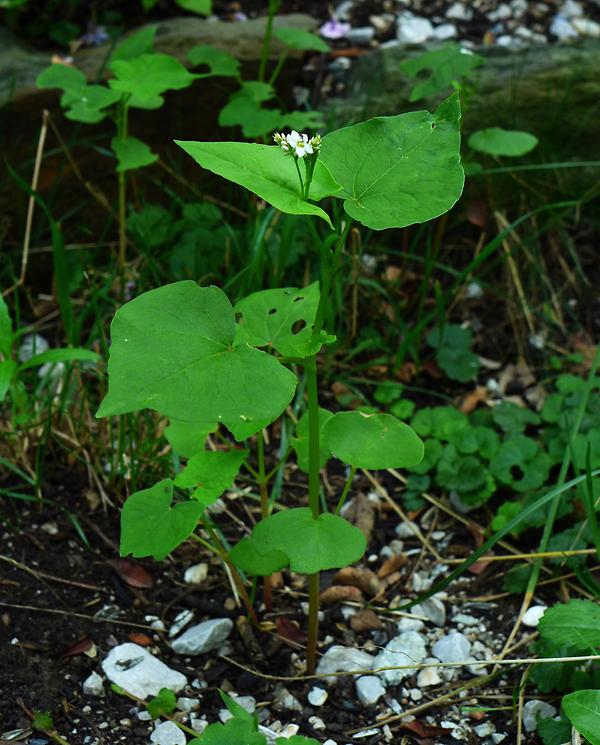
[537,716,572,745]
[120,479,204,560]
[490,435,552,492]
[468,127,539,157]
[538,600,600,655]
[174,0,211,14]
[229,538,289,576]
[147,687,177,719]
[187,45,240,77]
[165,419,215,459]
[291,407,334,472]
[111,26,157,62]
[174,448,248,506]
[32,711,54,731]
[563,690,600,745]
[426,324,480,382]
[111,136,158,172]
[400,43,484,102]
[319,94,464,230]
[322,411,424,470]
[108,54,197,109]
[273,27,329,52]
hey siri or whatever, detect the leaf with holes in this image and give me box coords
[187,45,240,77]
[174,448,248,506]
[563,690,600,745]
[292,407,334,472]
[248,507,366,574]
[400,44,484,102]
[468,128,538,157]
[96,282,297,440]
[175,141,341,227]
[112,136,158,172]
[319,93,464,230]
[322,411,424,470]
[120,479,204,560]
[229,537,289,576]
[234,282,333,358]
[489,435,551,493]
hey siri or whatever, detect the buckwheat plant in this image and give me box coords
[97,94,465,672]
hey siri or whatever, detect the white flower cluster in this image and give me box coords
[273,131,322,158]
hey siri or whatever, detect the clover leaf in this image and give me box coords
[435,443,489,493]
[450,425,499,460]
[291,407,334,473]
[120,479,204,560]
[491,402,540,434]
[174,448,248,506]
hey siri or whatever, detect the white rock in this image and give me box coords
[523,700,558,732]
[522,605,547,628]
[168,609,194,638]
[353,728,381,739]
[323,741,338,745]
[488,4,511,21]
[234,696,256,713]
[397,616,425,632]
[145,615,166,632]
[308,687,328,706]
[184,563,208,584]
[395,521,418,538]
[277,723,300,738]
[491,734,508,743]
[309,716,326,730]
[150,720,186,745]
[335,0,354,21]
[446,2,473,21]
[375,631,428,685]
[101,643,187,699]
[452,613,479,626]
[412,597,446,627]
[409,688,423,701]
[273,684,303,712]
[560,0,583,17]
[432,23,457,39]
[18,334,49,362]
[474,722,496,737]
[511,0,528,17]
[356,675,386,705]
[82,671,104,696]
[572,17,600,36]
[466,282,483,299]
[176,697,197,712]
[396,13,434,44]
[416,664,442,687]
[432,632,471,663]
[550,14,578,39]
[316,645,374,684]
[411,571,433,593]
[171,618,233,655]
[345,26,376,44]
[496,35,521,48]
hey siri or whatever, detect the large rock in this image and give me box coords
[101,642,187,699]
[171,617,233,655]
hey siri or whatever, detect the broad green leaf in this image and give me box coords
[273,27,329,52]
[229,537,289,576]
[537,716,573,745]
[147,688,177,719]
[291,407,334,472]
[187,45,240,77]
[322,411,424,470]
[468,128,538,157]
[219,94,281,139]
[165,419,215,458]
[400,44,484,102]
[96,282,297,440]
[0,359,16,402]
[62,84,122,113]
[489,435,551,492]
[175,141,340,227]
[426,324,480,382]
[36,64,86,92]
[175,0,211,14]
[491,401,540,434]
[0,293,13,357]
[111,25,157,62]
[189,717,265,745]
[111,136,158,172]
[18,347,99,372]
[120,479,203,560]
[563,690,600,745]
[219,691,255,724]
[451,425,499,459]
[277,738,320,745]
[281,109,325,132]
[250,507,366,574]
[411,406,468,440]
[319,93,464,230]
[538,600,600,654]
[234,282,333,358]
[174,448,248,506]
[109,54,197,108]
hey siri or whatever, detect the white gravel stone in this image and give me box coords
[168,609,194,638]
[18,334,49,362]
[560,0,583,17]
[409,688,423,701]
[183,563,208,584]
[395,521,418,538]
[432,23,457,39]
[308,687,328,706]
[396,13,434,44]
[375,631,428,685]
[550,14,578,39]
[345,26,376,44]
[309,716,326,731]
[273,684,303,712]
[412,597,446,627]
[446,2,473,21]
[356,675,386,705]
[82,672,104,696]
[523,700,558,732]
[397,616,425,632]
[171,618,233,655]
[145,615,166,632]
[488,4,511,21]
[277,723,300,738]
[101,643,187,699]
[150,720,186,745]
[316,645,374,684]
[474,722,496,737]
[175,697,197,712]
[572,17,600,36]
[416,664,442,687]
[511,0,528,17]
[432,632,471,664]
[522,605,547,628]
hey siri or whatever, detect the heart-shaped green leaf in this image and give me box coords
[319,93,464,230]
[63,85,123,123]
[96,282,297,440]
[400,44,484,103]
[175,0,211,14]
[111,26,157,62]
[109,54,197,109]
[37,63,86,92]
[291,406,334,472]
[234,282,333,358]
[112,136,158,172]
[187,44,240,77]
[229,537,289,576]
[175,141,341,227]
[468,127,538,157]
[274,27,329,52]
[174,448,248,506]
[563,690,600,745]
[120,479,203,560]
[250,507,366,574]
[323,411,424,470]
[165,419,215,458]
[489,435,551,492]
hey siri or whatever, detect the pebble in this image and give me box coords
[560,0,583,17]
[452,613,479,627]
[416,663,442,687]
[409,688,423,701]
[446,2,473,21]
[171,618,233,655]
[432,632,471,664]
[308,716,326,731]
[396,13,434,44]
[522,605,547,627]
[168,609,194,638]
[355,675,386,706]
[353,729,381,739]
[307,687,328,706]
[550,14,578,39]
[277,723,300,738]
[183,563,208,584]
[523,700,558,732]
[572,17,600,36]
[474,722,496,737]
[395,521,418,538]
[150,721,186,745]
[511,0,528,17]
[273,684,303,712]
[176,697,198,712]
[18,333,49,362]
[101,643,187,699]
[374,631,428,685]
[432,23,457,39]
[316,645,374,684]
[412,597,446,627]
[345,26,376,45]
[488,4,512,21]
[145,615,166,632]
[397,616,425,632]
[82,671,104,696]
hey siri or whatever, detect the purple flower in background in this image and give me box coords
[80,25,110,46]
[319,18,351,40]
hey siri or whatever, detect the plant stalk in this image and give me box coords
[257,430,273,610]
[258,0,281,82]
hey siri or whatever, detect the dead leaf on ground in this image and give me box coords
[128,632,153,646]
[350,609,383,632]
[400,720,453,738]
[466,198,488,228]
[334,567,382,596]
[320,585,363,605]
[378,553,407,579]
[276,616,307,644]
[421,358,443,380]
[459,386,488,414]
[108,558,154,589]
[62,637,95,658]
[343,492,375,542]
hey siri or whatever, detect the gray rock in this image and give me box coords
[446,2,474,21]
[416,662,442,687]
[101,643,187,699]
[171,618,233,655]
[396,13,434,44]
[374,631,428,685]
[150,720,186,745]
[432,632,471,663]
[345,27,376,45]
[355,675,386,705]
[560,0,584,17]
[307,687,328,706]
[273,684,303,712]
[397,616,425,632]
[522,700,558,732]
[176,697,198,712]
[316,645,375,684]
[474,721,496,737]
[82,671,104,696]
[412,597,446,627]
[488,4,512,21]
[183,562,208,584]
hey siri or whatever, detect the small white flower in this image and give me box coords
[273,131,291,154]
[287,130,313,158]
[309,134,322,152]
